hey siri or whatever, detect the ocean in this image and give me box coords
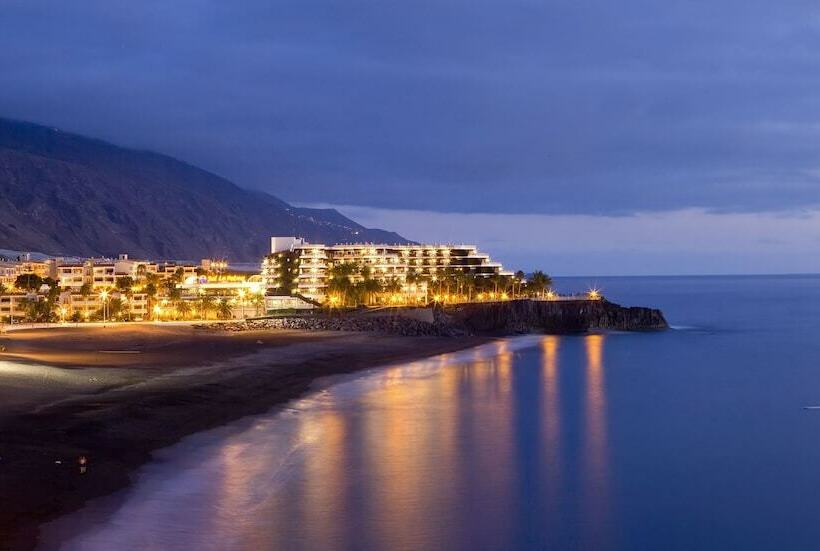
[43,275,820,550]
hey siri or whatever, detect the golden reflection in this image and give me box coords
[301,411,348,548]
[494,339,513,395]
[214,439,262,545]
[363,358,462,550]
[541,336,561,473]
[582,333,611,547]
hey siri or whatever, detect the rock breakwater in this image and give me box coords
[203,314,462,337]
[206,299,667,337]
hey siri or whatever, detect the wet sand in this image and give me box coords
[0,324,489,550]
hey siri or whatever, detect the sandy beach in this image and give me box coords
[0,324,489,550]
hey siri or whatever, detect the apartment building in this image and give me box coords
[47,255,200,291]
[156,261,198,280]
[53,263,86,289]
[57,291,149,320]
[0,258,51,288]
[0,294,34,321]
[0,263,17,287]
[262,237,512,301]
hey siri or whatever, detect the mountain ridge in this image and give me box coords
[0,117,408,261]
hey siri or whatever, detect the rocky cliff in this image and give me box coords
[438,299,668,335]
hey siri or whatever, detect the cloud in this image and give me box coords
[303,203,820,275]
[2,1,820,216]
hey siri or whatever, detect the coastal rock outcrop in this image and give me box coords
[207,299,667,337]
[438,299,668,335]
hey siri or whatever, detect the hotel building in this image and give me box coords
[262,237,512,302]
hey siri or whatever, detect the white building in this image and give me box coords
[262,237,512,302]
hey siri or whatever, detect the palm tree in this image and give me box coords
[403,272,425,303]
[200,295,215,320]
[115,277,135,320]
[108,298,124,320]
[356,278,382,306]
[143,272,160,313]
[15,274,43,292]
[79,282,92,298]
[527,271,553,298]
[327,262,358,306]
[252,293,265,317]
[176,300,192,320]
[116,276,134,294]
[217,300,233,320]
[382,278,402,304]
[513,271,526,298]
[22,296,40,322]
[491,274,511,296]
[353,265,382,306]
[164,279,181,301]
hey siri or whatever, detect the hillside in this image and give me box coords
[0,118,407,261]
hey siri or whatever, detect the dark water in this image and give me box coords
[46,276,820,550]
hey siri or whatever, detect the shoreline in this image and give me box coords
[0,325,491,550]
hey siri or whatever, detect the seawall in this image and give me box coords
[217,299,667,336]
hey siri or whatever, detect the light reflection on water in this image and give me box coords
[47,335,617,551]
[582,334,611,549]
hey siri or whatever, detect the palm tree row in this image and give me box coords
[322,263,554,307]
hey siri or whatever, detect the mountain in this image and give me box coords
[0,118,407,261]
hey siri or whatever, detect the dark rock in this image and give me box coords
[439,299,668,335]
[205,299,667,338]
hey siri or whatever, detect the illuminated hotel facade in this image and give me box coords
[262,237,513,301]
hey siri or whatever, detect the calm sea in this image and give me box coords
[44,276,820,550]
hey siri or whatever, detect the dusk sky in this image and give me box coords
[4,1,820,274]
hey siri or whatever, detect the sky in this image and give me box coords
[3,1,820,274]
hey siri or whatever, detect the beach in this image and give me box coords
[0,324,488,550]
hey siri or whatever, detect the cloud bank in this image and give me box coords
[3,1,820,216]
[306,204,820,275]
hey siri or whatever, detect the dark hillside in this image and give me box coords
[0,118,406,260]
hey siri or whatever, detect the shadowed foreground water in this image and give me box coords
[45,276,820,550]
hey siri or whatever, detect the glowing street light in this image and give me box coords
[99,289,110,322]
[588,288,601,300]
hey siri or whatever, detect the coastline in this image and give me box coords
[0,325,491,550]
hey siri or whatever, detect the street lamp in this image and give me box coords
[237,289,246,318]
[198,288,205,320]
[59,306,67,323]
[99,290,109,322]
